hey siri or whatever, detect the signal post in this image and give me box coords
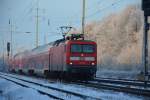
[142,0,150,87]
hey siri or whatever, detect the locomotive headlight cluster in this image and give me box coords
[91,62,95,66]
[70,62,73,65]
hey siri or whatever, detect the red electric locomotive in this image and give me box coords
[10,34,97,78]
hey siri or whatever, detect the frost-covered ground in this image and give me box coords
[96,68,150,80]
[0,76,149,100]
[96,69,142,80]
[0,78,51,100]
[49,82,149,100]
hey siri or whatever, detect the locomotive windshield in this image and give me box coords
[71,44,95,53]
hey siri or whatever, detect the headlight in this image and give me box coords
[70,62,73,65]
[91,62,95,65]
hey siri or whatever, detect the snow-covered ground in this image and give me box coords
[0,78,51,100]
[0,76,149,100]
[96,70,143,80]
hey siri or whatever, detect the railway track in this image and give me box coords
[94,77,150,87]
[0,72,150,99]
[96,77,150,83]
[0,72,100,100]
[70,79,150,97]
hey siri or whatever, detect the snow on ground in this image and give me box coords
[46,81,148,100]
[2,73,149,100]
[0,74,149,100]
[0,78,51,100]
[96,69,141,80]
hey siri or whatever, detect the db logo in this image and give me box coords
[81,54,84,57]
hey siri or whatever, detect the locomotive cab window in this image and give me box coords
[83,45,95,53]
[71,44,82,53]
[71,44,95,53]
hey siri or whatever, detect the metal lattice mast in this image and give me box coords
[36,0,39,47]
[82,0,85,37]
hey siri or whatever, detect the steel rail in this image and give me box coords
[0,72,100,100]
[70,80,150,97]
[96,77,150,83]
[0,74,62,100]
[94,78,150,87]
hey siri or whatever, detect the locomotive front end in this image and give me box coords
[66,40,97,77]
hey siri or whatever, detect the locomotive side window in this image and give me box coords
[71,44,94,53]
